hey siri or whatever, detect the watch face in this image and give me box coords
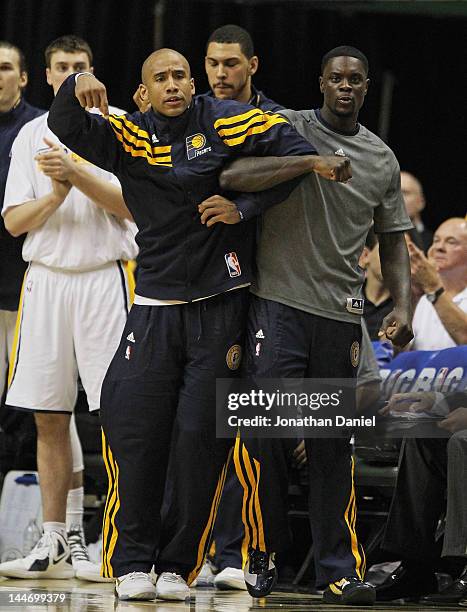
[426,287,443,304]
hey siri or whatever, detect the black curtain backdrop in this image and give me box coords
[0,0,153,113]
[1,0,466,229]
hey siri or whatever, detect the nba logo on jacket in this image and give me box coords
[224,252,241,277]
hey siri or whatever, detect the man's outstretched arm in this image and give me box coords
[219,155,351,192]
[48,73,119,173]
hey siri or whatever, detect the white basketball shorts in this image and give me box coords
[7,261,130,413]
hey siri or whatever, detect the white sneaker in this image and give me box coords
[116,572,157,600]
[0,531,74,579]
[214,567,247,591]
[86,536,102,564]
[194,561,216,587]
[156,572,190,600]
[67,526,114,583]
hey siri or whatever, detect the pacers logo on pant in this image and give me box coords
[226,344,242,370]
[350,341,360,367]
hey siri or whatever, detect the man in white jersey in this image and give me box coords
[0,35,137,582]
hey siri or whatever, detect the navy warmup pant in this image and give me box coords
[99,289,249,580]
[236,295,365,587]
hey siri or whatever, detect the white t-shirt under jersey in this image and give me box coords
[412,287,467,350]
[2,110,138,270]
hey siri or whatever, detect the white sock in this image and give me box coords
[43,522,66,538]
[66,486,84,532]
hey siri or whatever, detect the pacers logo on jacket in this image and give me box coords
[225,252,241,278]
[186,133,211,160]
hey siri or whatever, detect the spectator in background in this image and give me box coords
[0,42,44,403]
[401,171,433,252]
[376,217,467,602]
[377,389,467,603]
[409,217,467,350]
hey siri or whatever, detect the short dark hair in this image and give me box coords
[0,41,27,73]
[45,35,93,68]
[321,46,369,75]
[206,25,254,59]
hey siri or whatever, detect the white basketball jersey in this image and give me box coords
[2,109,138,270]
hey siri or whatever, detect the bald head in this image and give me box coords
[142,48,191,84]
[139,48,195,117]
[401,171,425,220]
[436,217,467,237]
[429,217,467,276]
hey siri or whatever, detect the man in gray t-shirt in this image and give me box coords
[253,106,410,324]
[221,46,413,605]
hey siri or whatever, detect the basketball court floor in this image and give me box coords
[0,579,463,611]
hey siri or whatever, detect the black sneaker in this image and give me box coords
[375,562,437,602]
[420,566,467,605]
[243,550,277,597]
[323,577,376,605]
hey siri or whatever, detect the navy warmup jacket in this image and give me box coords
[48,75,315,301]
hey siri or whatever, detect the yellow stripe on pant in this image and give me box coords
[7,266,29,388]
[187,448,232,585]
[343,456,364,580]
[233,438,266,554]
[234,437,257,551]
[124,260,136,305]
[101,430,121,578]
[243,446,266,551]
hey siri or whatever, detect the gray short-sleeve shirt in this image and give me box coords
[251,109,412,323]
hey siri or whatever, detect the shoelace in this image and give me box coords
[124,572,152,582]
[160,572,185,583]
[67,529,90,562]
[249,551,274,573]
[29,532,55,558]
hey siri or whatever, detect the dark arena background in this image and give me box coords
[0,0,466,229]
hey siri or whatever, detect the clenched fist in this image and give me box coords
[75,73,109,117]
[312,155,352,182]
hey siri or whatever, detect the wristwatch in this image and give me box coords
[425,286,445,304]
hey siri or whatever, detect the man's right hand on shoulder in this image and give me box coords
[75,73,109,117]
[312,155,352,183]
[133,85,150,113]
